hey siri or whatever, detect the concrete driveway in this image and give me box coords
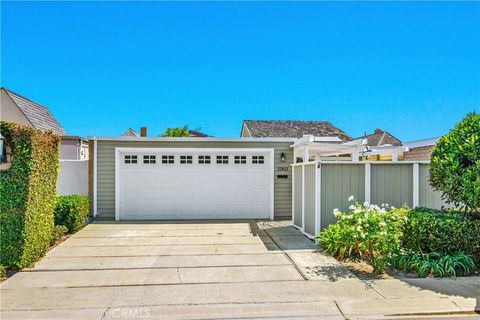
[1,220,479,319]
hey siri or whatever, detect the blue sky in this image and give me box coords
[1,2,479,140]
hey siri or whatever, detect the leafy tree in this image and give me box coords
[430,112,480,212]
[159,125,190,137]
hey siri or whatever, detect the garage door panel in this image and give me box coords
[118,149,272,220]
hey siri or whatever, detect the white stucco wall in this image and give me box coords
[57,160,88,195]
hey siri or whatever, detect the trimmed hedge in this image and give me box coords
[54,195,91,233]
[51,225,68,245]
[402,207,480,255]
[0,122,60,268]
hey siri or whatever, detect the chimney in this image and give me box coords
[140,127,147,137]
[374,128,383,134]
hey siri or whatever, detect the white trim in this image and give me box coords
[114,147,275,221]
[301,164,305,232]
[315,162,321,234]
[93,139,98,217]
[413,163,420,208]
[291,163,295,226]
[365,163,371,203]
[269,149,275,221]
[301,230,315,240]
[114,148,120,221]
[91,136,296,143]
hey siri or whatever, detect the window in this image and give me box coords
[252,155,264,164]
[124,155,137,164]
[234,155,247,164]
[216,155,228,164]
[198,155,211,164]
[161,155,175,164]
[143,155,156,164]
[180,155,193,164]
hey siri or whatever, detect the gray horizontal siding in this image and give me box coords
[95,140,293,220]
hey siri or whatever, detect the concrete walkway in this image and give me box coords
[1,220,479,319]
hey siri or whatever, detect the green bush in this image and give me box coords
[430,112,480,212]
[54,195,91,233]
[391,251,476,277]
[0,122,60,268]
[51,225,68,245]
[402,207,480,256]
[317,198,407,273]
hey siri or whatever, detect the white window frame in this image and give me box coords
[114,147,275,221]
[234,155,247,164]
[216,155,229,164]
[252,155,265,164]
[180,155,193,164]
[198,155,211,164]
[161,155,175,164]
[143,155,156,164]
[124,155,138,164]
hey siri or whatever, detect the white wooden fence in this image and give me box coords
[292,161,449,239]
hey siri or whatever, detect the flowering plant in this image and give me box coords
[317,197,407,273]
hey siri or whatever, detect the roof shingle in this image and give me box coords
[243,120,352,142]
[3,88,66,135]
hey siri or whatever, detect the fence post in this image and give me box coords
[365,163,371,203]
[413,163,419,208]
[301,164,305,231]
[315,162,321,234]
[291,164,295,226]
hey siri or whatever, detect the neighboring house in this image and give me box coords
[122,127,212,138]
[0,88,88,160]
[360,128,402,147]
[357,128,403,161]
[240,120,352,142]
[402,137,440,161]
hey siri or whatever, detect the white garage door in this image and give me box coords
[116,148,273,220]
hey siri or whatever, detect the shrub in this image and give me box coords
[391,251,476,277]
[317,198,407,273]
[0,122,60,268]
[51,225,68,245]
[430,112,480,212]
[402,207,480,256]
[54,195,91,233]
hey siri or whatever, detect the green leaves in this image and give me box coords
[391,251,476,277]
[430,112,480,212]
[0,122,60,268]
[316,201,407,273]
[54,195,91,233]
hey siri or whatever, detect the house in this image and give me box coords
[122,127,212,138]
[356,128,403,161]
[402,137,440,161]
[240,120,352,142]
[0,88,88,160]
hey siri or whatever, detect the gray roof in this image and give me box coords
[357,128,402,146]
[122,128,140,137]
[242,120,352,142]
[3,88,66,135]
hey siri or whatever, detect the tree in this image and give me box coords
[429,112,480,212]
[159,125,190,137]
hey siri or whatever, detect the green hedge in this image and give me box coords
[54,195,91,233]
[402,207,480,255]
[0,122,60,268]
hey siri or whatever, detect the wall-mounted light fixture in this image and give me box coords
[280,152,286,162]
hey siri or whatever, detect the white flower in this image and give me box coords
[333,208,340,217]
[353,234,357,239]
[349,204,356,210]
[363,201,370,206]
[348,195,355,202]
[379,221,386,227]
[361,233,366,239]
[356,225,362,231]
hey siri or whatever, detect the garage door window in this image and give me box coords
[124,155,137,164]
[216,155,229,164]
[234,155,247,164]
[180,155,193,164]
[161,155,175,164]
[252,155,264,164]
[198,155,211,164]
[143,155,156,164]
